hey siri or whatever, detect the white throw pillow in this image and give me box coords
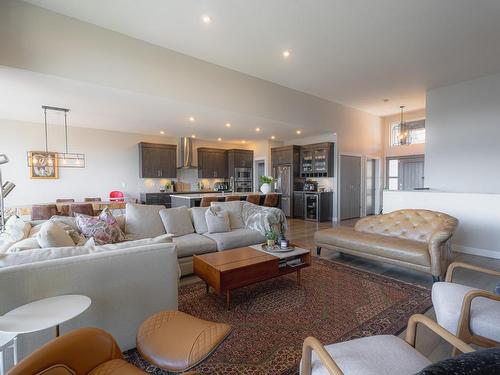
[205,206,231,234]
[37,221,75,248]
[211,201,245,229]
[0,240,95,268]
[5,216,31,242]
[6,237,41,253]
[125,203,166,240]
[190,207,209,234]
[159,207,194,237]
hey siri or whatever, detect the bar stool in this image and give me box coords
[70,203,94,217]
[263,193,279,207]
[31,204,57,220]
[246,194,261,205]
[225,196,241,202]
[200,196,219,207]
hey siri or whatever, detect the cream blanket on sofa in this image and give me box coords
[242,202,287,235]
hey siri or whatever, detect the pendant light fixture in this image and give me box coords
[398,105,409,145]
[27,106,86,168]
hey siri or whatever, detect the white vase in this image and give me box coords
[260,183,272,194]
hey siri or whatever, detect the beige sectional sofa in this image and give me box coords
[315,209,458,280]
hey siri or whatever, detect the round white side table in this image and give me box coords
[0,295,91,373]
[0,332,17,375]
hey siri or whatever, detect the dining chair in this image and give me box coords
[84,197,102,202]
[69,203,94,217]
[200,196,219,207]
[225,196,241,202]
[31,204,57,220]
[55,199,75,203]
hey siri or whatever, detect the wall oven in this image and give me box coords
[235,168,252,180]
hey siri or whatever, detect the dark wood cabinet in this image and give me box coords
[271,146,295,166]
[140,193,172,207]
[293,191,304,218]
[139,142,177,178]
[227,149,254,179]
[300,142,335,177]
[198,148,228,178]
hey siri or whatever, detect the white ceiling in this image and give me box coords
[0,66,307,142]
[23,0,500,116]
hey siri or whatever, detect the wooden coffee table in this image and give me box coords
[193,245,311,309]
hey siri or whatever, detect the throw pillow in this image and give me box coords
[75,209,125,245]
[5,216,31,242]
[36,221,77,248]
[211,201,245,229]
[416,348,500,375]
[205,206,231,234]
[190,207,209,234]
[6,237,41,253]
[159,207,195,237]
[125,203,166,240]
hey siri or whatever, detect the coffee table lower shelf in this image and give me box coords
[193,246,311,309]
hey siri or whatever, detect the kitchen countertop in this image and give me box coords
[171,192,281,199]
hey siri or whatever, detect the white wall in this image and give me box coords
[425,72,500,193]
[383,190,500,259]
[0,119,249,206]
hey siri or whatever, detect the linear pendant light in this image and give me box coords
[27,106,86,168]
[398,105,409,145]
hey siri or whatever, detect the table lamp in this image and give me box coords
[0,154,15,233]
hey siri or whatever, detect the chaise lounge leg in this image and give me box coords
[432,275,441,283]
[316,247,321,256]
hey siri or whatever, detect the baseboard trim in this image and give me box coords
[452,244,500,260]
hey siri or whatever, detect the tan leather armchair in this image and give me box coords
[315,209,458,280]
[7,328,146,375]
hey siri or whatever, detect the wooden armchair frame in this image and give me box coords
[445,262,500,352]
[301,314,474,375]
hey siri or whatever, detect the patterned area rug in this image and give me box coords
[125,258,431,374]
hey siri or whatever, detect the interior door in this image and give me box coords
[366,159,376,215]
[340,155,361,220]
[400,158,424,190]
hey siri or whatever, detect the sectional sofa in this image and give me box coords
[0,201,285,360]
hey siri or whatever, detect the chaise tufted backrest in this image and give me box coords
[354,209,458,243]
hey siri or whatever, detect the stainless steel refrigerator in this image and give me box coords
[273,164,291,216]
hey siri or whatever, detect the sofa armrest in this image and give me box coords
[428,223,457,277]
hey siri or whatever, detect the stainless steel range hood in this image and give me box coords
[177,137,198,169]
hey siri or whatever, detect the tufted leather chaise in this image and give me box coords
[315,209,458,280]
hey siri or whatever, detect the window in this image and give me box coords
[387,159,399,190]
[386,155,425,191]
[390,119,426,146]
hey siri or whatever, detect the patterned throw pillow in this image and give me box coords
[75,208,125,245]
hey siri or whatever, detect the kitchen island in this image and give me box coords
[171,192,281,208]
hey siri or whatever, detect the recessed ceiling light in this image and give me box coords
[296,130,302,135]
[383,98,390,102]
[191,134,196,138]
[160,130,165,135]
[282,50,291,58]
[241,140,246,144]
[271,135,276,140]
[225,123,231,128]
[201,15,211,24]
[255,127,261,132]
[189,116,195,122]
[217,137,222,141]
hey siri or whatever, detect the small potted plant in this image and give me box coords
[265,229,278,247]
[259,176,274,194]
[164,181,173,192]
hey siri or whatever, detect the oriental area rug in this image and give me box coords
[125,258,431,374]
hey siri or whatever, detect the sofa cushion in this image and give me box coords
[190,207,209,234]
[171,233,217,258]
[211,201,245,229]
[125,203,166,240]
[315,226,430,266]
[159,207,194,237]
[432,282,500,342]
[0,216,32,253]
[205,206,231,234]
[37,221,76,248]
[6,237,41,253]
[203,228,266,251]
[306,335,430,375]
[96,234,173,252]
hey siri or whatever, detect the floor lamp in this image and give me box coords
[0,154,15,233]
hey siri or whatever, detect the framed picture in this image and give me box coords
[28,151,59,179]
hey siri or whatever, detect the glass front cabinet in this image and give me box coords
[300,142,334,178]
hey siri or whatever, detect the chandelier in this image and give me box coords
[27,106,86,168]
[398,105,409,145]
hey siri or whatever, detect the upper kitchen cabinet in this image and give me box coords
[300,142,335,177]
[139,142,177,178]
[227,149,254,178]
[271,145,300,166]
[197,148,228,178]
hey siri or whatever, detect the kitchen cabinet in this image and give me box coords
[139,193,172,207]
[293,191,304,218]
[139,142,177,178]
[228,149,253,169]
[271,146,296,165]
[304,192,333,222]
[300,142,335,177]
[197,148,228,178]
